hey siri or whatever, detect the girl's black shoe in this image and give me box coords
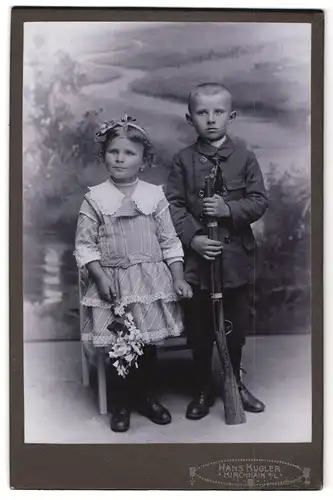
[110,406,131,432]
[136,396,172,425]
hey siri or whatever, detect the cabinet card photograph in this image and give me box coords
[10,7,323,491]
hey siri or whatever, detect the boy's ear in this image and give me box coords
[229,110,237,122]
[186,113,194,127]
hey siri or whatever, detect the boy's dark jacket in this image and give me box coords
[165,135,268,289]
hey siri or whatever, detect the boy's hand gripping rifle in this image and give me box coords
[204,173,246,425]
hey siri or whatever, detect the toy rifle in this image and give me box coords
[204,172,246,425]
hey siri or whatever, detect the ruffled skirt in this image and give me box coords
[80,261,184,348]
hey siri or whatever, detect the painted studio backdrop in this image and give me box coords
[23,22,311,443]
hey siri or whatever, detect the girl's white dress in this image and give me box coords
[74,178,185,348]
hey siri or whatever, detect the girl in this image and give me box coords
[74,115,192,432]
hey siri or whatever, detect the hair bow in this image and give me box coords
[95,114,149,142]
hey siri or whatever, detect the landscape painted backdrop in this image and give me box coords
[23,22,311,340]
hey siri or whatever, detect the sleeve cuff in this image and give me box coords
[165,257,184,266]
[224,200,240,228]
[73,250,101,268]
[182,218,204,247]
[162,243,184,261]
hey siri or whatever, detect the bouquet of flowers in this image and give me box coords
[107,304,145,378]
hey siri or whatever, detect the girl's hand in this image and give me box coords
[96,275,116,303]
[174,279,193,299]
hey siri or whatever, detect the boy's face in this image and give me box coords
[186,92,236,143]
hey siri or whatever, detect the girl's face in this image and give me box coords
[104,137,144,183]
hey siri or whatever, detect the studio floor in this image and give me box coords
[24,335,311,443]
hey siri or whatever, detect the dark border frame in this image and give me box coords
[10,7,324,490]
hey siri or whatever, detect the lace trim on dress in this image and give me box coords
[131,181,165,215]
[86,180,165,216]
[87,181,124,216]
[81,291,180,309]
[92,323,184,348]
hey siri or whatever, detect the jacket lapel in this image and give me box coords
[193,136,235,200]
[195,135,235,160]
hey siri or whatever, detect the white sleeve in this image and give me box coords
[154,196,184,265]
[74,200,102,268]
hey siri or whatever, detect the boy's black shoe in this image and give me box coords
[238,381,265,413]
[186,388,215,420]
[136,396,172,425]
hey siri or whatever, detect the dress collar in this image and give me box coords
[88,179,164,216]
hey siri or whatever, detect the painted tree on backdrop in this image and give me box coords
[23,35,102,233]
[255,162,311,335]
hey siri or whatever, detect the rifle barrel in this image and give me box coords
[204,174,246,425]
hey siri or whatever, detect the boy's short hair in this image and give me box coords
[188,83,233,113]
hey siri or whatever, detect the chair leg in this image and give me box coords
[97,349,108,415]
[81,342,90,387]
[78,269,90,388]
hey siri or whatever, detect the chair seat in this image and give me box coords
[155,335,188,351]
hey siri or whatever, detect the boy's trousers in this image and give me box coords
[182,284,253,386]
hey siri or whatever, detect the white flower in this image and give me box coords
[113,343,131,357]
[127,332,135,342]
[114,305,125,316]
[106,305,146,377]
[132,344,144,355]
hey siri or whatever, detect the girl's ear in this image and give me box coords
[186,113,194,127]
[141,156,149,171]
[143,151,155,169]
[97,151,105,163]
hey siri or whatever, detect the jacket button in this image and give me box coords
[199,156,208,164]
[224,235,231,244]
[198,189,204,198]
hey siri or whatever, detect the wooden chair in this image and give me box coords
[79,269,108,415]
[78,269,188,415]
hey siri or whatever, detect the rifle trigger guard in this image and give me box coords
[225,320,233,336]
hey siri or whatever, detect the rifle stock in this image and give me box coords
[204,174,246,425]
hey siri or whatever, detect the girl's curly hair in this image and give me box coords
[96,116,155,167]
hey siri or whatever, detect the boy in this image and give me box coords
[166,83,268,420]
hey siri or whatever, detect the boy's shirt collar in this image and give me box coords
[195,134,235,159]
